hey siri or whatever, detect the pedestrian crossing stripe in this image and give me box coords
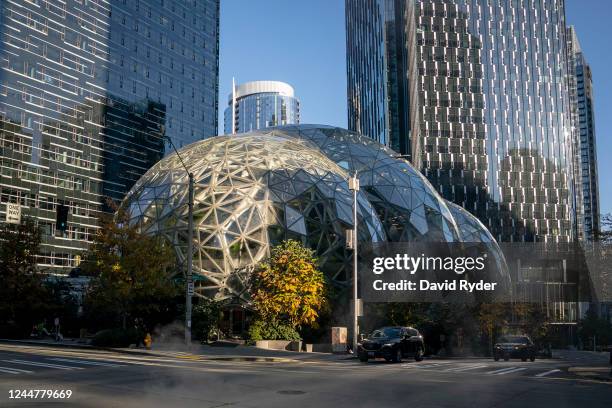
[444,364,489,372]
[0,366,33,374]
[486,366,527,375]
[535,369,561,377]
[49,357,126,367]
[3,359,84,370]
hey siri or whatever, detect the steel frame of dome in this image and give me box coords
[121,125,509,302]
[264,125,461,243]
[122,132,385,302]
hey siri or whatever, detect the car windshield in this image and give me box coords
[499,336,530,344]
[370,328,402,338]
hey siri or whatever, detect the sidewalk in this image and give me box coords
[552,349,612,382]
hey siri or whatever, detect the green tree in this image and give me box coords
[0,218,49,336]
[81,204,179,331]
[578,307,612,348]
[478,303,509,354]
[594,213,612,242]
[250,240,327,329]
[512,303,549,346]
[191,299,221,342]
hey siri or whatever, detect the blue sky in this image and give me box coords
[219,0,611,215]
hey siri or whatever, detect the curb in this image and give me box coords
[0,339,306,363]
[563,365,612,383]
[0,339,154,357]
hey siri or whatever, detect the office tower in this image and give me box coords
[0,0,220,270]
[345,0,411,156]
[567,26,600,241]
[224,80,299,134]
[346,0,576,243]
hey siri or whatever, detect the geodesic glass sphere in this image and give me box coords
[262,125,461,243]
[121,132,385,302]
[446,200,511,294]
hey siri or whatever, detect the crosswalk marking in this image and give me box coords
[49,357,125,367]
[0,366,34,374]
[0,366,33,373]
[444,364,489,372]
[491,367,527,375]
[3,359,84,370]
[486,366,519,375]
[401,362,453,368]
[535,369,561,377]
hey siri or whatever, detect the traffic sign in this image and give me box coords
[6,203,21,224]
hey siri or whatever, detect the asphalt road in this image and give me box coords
[0,344,610,407]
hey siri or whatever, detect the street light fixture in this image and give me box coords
[162,136,194,346]
[348,172,360,353]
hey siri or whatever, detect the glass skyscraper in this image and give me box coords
[346,0,578,243]
[224,80,299,135]
[346,0,410,155]
[567,26,599,242]
[0,0,220,270]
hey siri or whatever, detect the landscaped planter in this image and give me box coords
[255,340,302,351]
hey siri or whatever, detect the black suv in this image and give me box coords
[357,326,425,363]
[493,335,536,362]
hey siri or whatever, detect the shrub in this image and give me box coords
[247,319,301,341]
[191,300,221,342]
[91,328,143,347]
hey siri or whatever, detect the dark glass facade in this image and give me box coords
[346,0,577,244]
[345,0,390,148]
[0,0,220,270]
[567,26,599,242]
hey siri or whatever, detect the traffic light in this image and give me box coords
[56,204,68,232]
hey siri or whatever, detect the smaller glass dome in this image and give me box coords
[446,200,511,298]
[263,125,461,243]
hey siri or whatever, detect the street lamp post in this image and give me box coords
[348,172,360,353]
[163,136,194,346]
[186,172,194,345]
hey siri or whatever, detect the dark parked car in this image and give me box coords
[493,335,536,362]
[357,326,424,363]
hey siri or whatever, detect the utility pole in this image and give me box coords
[163,136,194,346]
[348,172,360,353]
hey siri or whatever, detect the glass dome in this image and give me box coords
[122,132,385,302]
[446,200,511,297]
[262,125,461,243]
[122,125,511,302]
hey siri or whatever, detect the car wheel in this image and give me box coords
[415,348,424,362]
[494,356,499,361]
[359,355,368,363]
[393,348,402,363]
[530,355,535,362]
[503,355,510,361]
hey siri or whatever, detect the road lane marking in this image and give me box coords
[535,369,561,377]
[49,357,125,367]
[445,364,489,372]
[4,359,84,370]
[0,366,33,373]
[492,367,527,375]
[0,366,34,374]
